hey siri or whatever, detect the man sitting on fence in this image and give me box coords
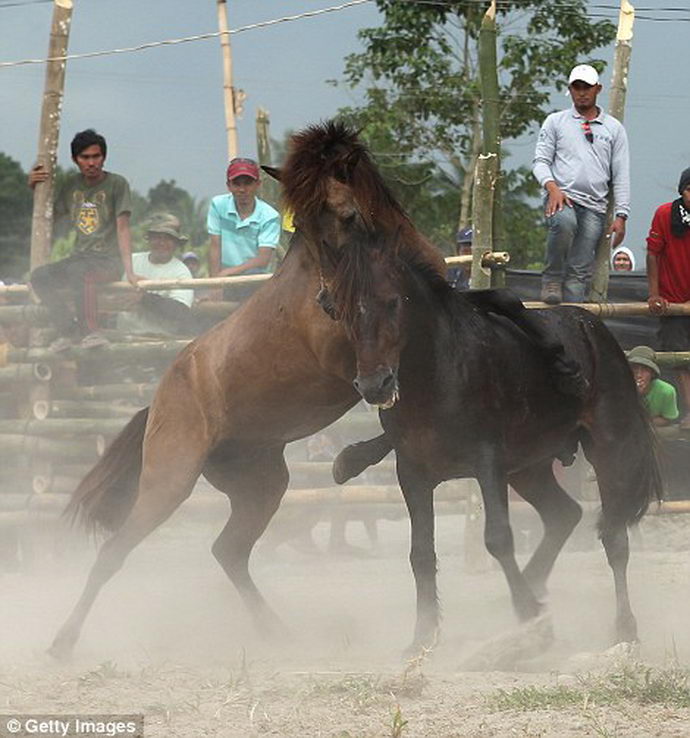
[207,157,280,301]
[116,214,195,336]
[28,129,138,351]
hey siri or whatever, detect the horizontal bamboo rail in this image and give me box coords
[523,301,690,317]
[0,255,504,298]
[52,382,157,401]
[0,362,52,387]
[0,433,102,461]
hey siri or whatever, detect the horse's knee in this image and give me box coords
[484,523,514,560]
[600,526,629,566]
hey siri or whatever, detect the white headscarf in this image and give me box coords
[610,246,636,271]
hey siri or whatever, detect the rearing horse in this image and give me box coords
[50,121,446,659]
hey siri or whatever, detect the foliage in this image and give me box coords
[0,153,33,279]
[336,0,616,260]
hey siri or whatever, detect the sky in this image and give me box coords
[1,0,689,263]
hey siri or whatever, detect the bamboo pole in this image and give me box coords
[471,154,498,289]
[589,0,635,301]
[217,0,238,160]
[0,363,52,388]
[0,255,510,297]
[6,338,190,365]
[256,108,280,210]
[30,0,74,269]
[52,382,157,402]
[477,0,504,274]
[0,417,128,437]
[0,434,101,461]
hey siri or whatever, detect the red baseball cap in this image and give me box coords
[226,158,260,181]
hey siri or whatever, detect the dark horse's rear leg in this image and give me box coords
[509,462,583,598]
[475,445,543,622]
[204,444,290,636]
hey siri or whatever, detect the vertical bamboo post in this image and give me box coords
[477,0,505,286]
[471,155,498,289]
[255,108,279,209]
[589,0,635,301]
[217,0,238,160]
[30,0,74,270]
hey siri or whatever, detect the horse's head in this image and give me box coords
[327,245,409,409]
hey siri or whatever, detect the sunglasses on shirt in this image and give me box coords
[582,120,594,144]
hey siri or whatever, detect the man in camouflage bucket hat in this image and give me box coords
[116,214,196,336]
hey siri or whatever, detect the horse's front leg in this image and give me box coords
[396,456,439,655]
[475,446,542,622]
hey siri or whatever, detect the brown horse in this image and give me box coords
[50,121,446,659]
[330,244,662,652]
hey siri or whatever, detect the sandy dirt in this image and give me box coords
[1,494,689,737]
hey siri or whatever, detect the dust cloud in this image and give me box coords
[1,475,689,736]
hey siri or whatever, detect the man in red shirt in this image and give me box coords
[647,166,690,426]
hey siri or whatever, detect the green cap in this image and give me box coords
[627,345,660,377]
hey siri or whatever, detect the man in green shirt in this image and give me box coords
[628,345,679,426]
[28,129,138,350]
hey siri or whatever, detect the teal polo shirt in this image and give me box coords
[207,194,280,270]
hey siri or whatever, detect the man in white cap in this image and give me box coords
[533,63,630,304]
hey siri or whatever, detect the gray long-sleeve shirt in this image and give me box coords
[532,106,630,218]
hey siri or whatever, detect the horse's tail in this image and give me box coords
[65,407,149,533]
[577,313,663,529]
[611,396,664,529]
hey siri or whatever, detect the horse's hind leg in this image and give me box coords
[49,439,206,660]
[475,447,542,622]
[509,462,583,598]
[583,435,643,643]
[205,446,289,637]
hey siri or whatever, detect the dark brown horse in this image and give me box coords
[50,121,446,659]
[330,245,662,652]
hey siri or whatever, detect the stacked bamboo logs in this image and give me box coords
[2,267,690,537]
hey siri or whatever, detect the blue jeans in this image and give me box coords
[542,203,607,302]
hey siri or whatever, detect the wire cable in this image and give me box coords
[0,0,373,68]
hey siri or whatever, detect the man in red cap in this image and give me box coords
[206,157,280,289]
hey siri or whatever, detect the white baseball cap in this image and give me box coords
[568,64,600,86]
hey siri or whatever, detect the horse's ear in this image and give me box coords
[261,165,282,181]
[342,149,362,181]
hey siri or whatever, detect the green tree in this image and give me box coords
[337,0,615,260]
[0,154,32,279]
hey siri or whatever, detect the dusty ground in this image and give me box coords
[1,494,689,737]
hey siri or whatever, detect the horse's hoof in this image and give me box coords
[332,453,355,485]
[614,615,638,645]
[47,637,74,663]
[515,596,544,623]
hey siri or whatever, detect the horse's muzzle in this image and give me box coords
[353,367,399,409]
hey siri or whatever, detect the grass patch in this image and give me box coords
[488,662,690,712]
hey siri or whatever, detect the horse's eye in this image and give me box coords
[386,297,401,314]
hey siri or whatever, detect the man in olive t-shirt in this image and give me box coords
[628,345,679,426]
[29,129,139,350]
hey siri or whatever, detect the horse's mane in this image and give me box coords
[329,238,459,331]
[281,120,446,276]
